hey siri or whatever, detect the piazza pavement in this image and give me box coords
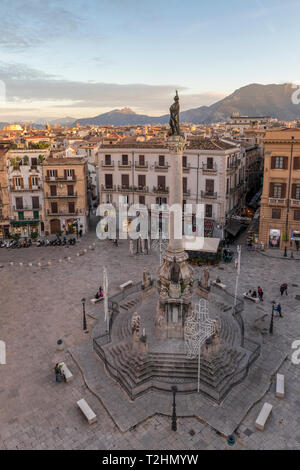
[0,217,300,450]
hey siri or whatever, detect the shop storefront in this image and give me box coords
[10,220,40,238]
[291,230,300,250]
[269,229,281,249]
[64,219,78,235]
[0,223,10,239]
[204,220,214,238]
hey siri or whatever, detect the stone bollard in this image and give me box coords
[10,262,14,266]
[68,257,71,261]
[77,252,80,257]
[28,262,33,267]
[89,245,92,249]
[84,249,87,253]
[38,262,42,267]
[93,242,96,246]
[48,261,52,266]
[59,259,62,263]
[19,262,23,267]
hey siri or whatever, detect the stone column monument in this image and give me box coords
[156,92,194,338]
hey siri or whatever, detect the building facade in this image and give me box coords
[42,158,88,235]
[0,147,11,239]
[7,150,48,238]
[259,129,300,250]
[97,139,245,238]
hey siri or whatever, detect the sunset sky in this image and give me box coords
[1,0,300,121]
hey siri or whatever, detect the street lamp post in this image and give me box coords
[269,301,275,334]
[171,386,178,432]
[81,297,87,331]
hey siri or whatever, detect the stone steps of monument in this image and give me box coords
[100,339,253,401]
[118,316,132,341]
[105,342,249,390]
[219,313,241,347]
[119,298,140,311]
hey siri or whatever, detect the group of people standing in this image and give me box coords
[247,286,264,301]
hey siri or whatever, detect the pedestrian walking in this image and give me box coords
[280,283,288,296]
[275,303,283,318]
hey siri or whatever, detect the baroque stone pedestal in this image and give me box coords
[156,135,194,338]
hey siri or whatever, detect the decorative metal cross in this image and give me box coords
[151,231,168,265]
[184,299,216,393]
[103,266,109,332]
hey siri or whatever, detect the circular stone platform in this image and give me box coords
[93,284,261,403]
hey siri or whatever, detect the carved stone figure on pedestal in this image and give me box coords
[131,312,141,342]
[129,239,134,256]
[142,267,151,290]
[201,266,210,290]
[171,257,180,284]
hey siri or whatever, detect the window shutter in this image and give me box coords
[292,184,296,199]
[21,178,24,189]
[283,157,288,170]
[282,183,287,198]
[13,178,15,191]
[55,170,58,178]
[269,183,274,197]
[64,170,67,180]
[294,157,300,170]
[72,170,75,179]
[271,157,276,169]
[29,176,32,189]
[47,170,50,178]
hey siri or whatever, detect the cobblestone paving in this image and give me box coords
[0,224,300,450]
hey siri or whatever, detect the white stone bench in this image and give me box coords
[119,280,133,291]
[276,373,285,398]
[90,297,104,304]
[243,293,260,304]
[77,398,97,424]
[255,402,273,431]
[58,362,73,382]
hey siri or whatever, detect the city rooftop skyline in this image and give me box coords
[1,0,300,120]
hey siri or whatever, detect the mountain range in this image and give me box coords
[75,83,300,126]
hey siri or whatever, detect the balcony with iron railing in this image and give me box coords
[227,159,241,172]
[134,161,149,170]
[268,198,287,206]
[135,186,149,193]
[154,162,170,171]
[9,215,42,222]
[11,185,41,192]
[201,191,218,199]
[45,176,77,182]
[101,184,116,192]
[202,163,217,173]
[46,192,77,199]
[291,198,300,207]
[101,161,115,168]
[118,161,132,169]
[47,208,82,216]
[152,186,169,194]
[117,185,134,193]
[13,205,42,211]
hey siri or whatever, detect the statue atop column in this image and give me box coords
[168,90,180,136]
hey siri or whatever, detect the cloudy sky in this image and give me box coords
[1,0,300,121]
